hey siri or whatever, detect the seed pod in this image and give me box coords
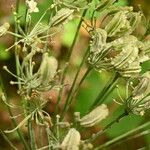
[127,11,142,33]
[80,104,109,127]
[132,73,150,100]
[118,60,141,78]
[38,53,58,85]
[60,0,88,10]
[50,8,74,27]
[104,8,141,38]
[61,128,81,150]
[111,44,139,70]
[0,22,10,36]
[141,41,150,58]
[90,28,107,53]
[95,0,117,12]
[105,11,131,37]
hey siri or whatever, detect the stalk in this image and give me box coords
[60,47,90,120]
[57,10,87,111]
[0,130,17,150]
[91,72,119,109]
[15,0,21,90]
[95,121,150,150]
[86,111,128,143]
[28,119,37,150]
[0,77,30,150]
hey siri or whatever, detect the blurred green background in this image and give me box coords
[0,0,150,149]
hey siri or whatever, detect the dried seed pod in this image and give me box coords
[118,60,141,78]
[61,128,81,150]
[126,72,150,115]
[132,73,150,100]
[127,11,142,33]
[0,22,10,36]
[59,0,89,10]
[38,53,58,85]
[111,44,139,70]
[95,0,117,14]
[50,8,74,27]
[90,28,107,53]
[105,11,131,37]
[88,28,112,70]
[104,9,141,38]
[80,104,109,127]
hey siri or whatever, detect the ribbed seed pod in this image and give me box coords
[141,41,150,58]
[127,73,150,115]
[127,12,142,33]
[80,104,109,127]
[118,60,141,78]
[111,44,139,70]
[50,8,74,27]
[133,73,150,100]
[0,22,10,36]
[104,8,141,38]
[95,0,117,12]
[38,53,58,85]
[61,128,81,150]
[59,0,88,10]
[105,11,131,37]
[88,28,112,70]
[90,28,107,53]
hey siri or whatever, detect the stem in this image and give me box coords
[71,67,92,100]
[0,77,30,150]
[0,130,18,150]
[96,121,150,150]
[15,0,21,90]
[91,72,119,109]
[46,128,52,150]
[60,47,91,121]
[57,10,87,110]
[28,119,37,150]
[86,111,128,143]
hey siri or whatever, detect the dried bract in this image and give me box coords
[38,53,58,85]
[50,8,74,27]
[61,128,81,150]
[80,104,109,127]
[0,22,10,37]
[26,0,39,13]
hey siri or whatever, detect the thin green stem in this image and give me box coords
[0,130,18,150]
[86,111,128,143]
[15,0,21,90]
[6,31,23,38]
[95,121,150,150]
[72,67,92,98]
[8,107,30,150]
[28,119,37,150]
[60,47,90,121]
[45,128,52,150]
[91,72,119,109]
[0,77,30,150]
[57,10,87,110]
